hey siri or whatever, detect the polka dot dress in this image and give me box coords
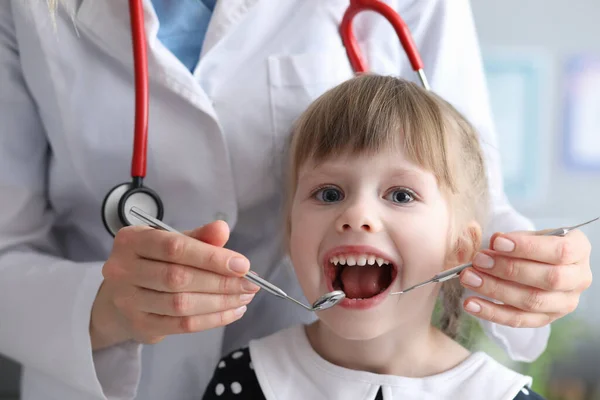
[202,347,546,399]
[202,347,266,400]
[514,387,546,399]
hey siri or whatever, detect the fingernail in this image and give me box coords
[228,257,249,274]
[240,294,255,303]
[242,279,260,292]
[464,301,482,313]
[234,305,247,317]
[473,253,495,268]
[462,270,483,288]
[493,237,515,253]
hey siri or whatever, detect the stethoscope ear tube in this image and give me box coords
[341,0,430,90]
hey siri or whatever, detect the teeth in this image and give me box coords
[329,254,392,267]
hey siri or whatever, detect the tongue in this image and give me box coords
[340,265,388,299]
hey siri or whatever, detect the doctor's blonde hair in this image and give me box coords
[284,75,489,339]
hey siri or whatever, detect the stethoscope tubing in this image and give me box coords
[341,0,430,89]
[103,0,431,237]
[129,0,149,180]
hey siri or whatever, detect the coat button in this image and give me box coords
[214,212,228,222]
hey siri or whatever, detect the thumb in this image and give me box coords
[186,220,230,247]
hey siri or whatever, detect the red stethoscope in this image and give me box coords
[102,0,430,236]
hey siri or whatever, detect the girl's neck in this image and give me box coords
[305,320,471,377]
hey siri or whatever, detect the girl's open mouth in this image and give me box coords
[324,249,398,310]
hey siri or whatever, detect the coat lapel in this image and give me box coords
[73,0,215,113]
[200,0,262,57]
[75,0,158,70]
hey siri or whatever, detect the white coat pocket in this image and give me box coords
[267,47,354,180]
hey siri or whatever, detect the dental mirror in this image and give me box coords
[128,206,346,312]
[311,291,347,311]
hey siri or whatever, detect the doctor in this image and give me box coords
[0,1,592,399]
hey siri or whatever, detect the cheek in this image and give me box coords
[289,228,311,268]
[289,205,312,260]
[289,203,329,257]
[289,205,325,295]
[394,205,451,273]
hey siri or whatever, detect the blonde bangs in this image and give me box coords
[288,75,458,194]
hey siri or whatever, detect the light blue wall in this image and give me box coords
[471,0,600,325]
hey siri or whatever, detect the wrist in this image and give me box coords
[89,282,132,351]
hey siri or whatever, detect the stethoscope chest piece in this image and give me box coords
[102,179,164,237]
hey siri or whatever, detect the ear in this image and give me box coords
[446,221,482,267]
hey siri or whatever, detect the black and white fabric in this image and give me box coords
[202,325,547,400]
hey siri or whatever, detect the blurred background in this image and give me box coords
[468,1,600,400]
[0,1,598,399]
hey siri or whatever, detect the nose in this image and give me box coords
[335,197,383,233]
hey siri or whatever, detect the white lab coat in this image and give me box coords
[0,0,548,399]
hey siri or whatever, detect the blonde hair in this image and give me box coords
[285,75,489,338]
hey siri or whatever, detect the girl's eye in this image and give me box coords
[385,188,416,204]
[314,187,344,203]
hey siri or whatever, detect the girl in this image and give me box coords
[202,75,544,400]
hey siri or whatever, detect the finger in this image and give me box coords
[471,251,584,291]
[125,287,256,317]
[133,306,249,338]
[114,226,250,276]
[490,229,591,265]
[488,232,503,249]
[110,224,154,259]
[185,220,230,248]
[120,258,260,293]
[460,269,579,314]
[462,296,559,328]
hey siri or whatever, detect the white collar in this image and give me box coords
[249,325,532,400]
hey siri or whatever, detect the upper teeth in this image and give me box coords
[330,254,391,267]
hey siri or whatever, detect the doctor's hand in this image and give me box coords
[90,221,260,351]
[459,229,592,328]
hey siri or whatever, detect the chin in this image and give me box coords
[318,308,400,341]
[306,283,433,342]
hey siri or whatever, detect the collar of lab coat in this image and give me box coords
[249,325,533,400]
[71,0,260,60]
[65,0,260,111]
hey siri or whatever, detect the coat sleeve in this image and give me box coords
[0,3,142,398]
[398,0,550,361]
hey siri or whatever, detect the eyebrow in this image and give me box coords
[387,169,427,180]
[298,163,426,181]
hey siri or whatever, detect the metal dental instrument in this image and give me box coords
[390,216,599,296]
[128,206,346,312]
